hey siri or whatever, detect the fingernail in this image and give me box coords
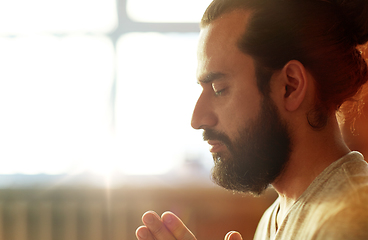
[163,214,173,224]
[143,214,154,224]
[138,230,147,239]
[230,232,243,240]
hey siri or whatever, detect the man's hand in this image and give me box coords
[135,211,243,240]
[136,211,196,240]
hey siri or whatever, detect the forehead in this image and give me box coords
[197,10,254,80]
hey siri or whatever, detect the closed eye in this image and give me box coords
[212,82,227,96]
[214,88,226,96]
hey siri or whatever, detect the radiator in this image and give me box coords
[0,187,276,240]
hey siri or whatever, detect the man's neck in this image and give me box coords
[271,117,350,226]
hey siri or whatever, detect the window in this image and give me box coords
[126,0,210,22]
[0,0,213,180]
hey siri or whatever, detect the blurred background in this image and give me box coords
[0,0,276,239]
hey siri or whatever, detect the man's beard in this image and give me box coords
[204,96,292,196]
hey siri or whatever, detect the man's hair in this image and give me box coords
[201,0,368,128]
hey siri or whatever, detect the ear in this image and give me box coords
[282,60,308,112]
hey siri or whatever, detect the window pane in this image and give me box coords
[0,35,115,174]
[126,0,212,23]
[0,0,117,35]
[115,32,212,175]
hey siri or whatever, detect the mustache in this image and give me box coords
[203,129,232,147]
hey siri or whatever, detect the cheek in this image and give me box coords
[219,92,261,139]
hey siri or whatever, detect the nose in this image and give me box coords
[191,92,218,129]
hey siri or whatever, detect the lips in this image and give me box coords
[207,140,226,153]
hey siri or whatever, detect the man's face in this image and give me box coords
[192,10,291,195]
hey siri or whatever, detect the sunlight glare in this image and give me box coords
[115,32,206,175]
[0,35,114,174]
[0,0,117,35]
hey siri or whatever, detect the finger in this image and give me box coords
[161,211,197,240]
[225,231,234,240]
[136,226,156,240]
[142,211,176,240]
[225,231,243,240]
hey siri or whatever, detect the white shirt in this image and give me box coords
[254,151,368,240]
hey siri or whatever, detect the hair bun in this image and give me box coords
[330,0,368,45]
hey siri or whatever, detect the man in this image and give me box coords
[136,0,368,239]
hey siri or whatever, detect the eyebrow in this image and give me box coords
[197,72,226,84]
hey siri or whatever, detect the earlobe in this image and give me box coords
[283,60,308,112]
